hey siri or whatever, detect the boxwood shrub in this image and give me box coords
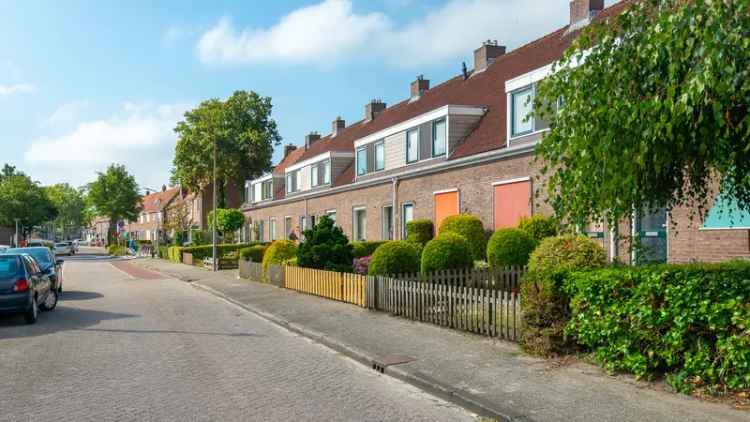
[420,232,474,274]
[517,214,558,242]
[486,228,536,268]
[351,241,389,259]
[298,215,353,272]
[565,262,750,394]
[240,244,267,263]
[406,219,434,246]
[368,241,420,276]
[520,235,607,357]
[179,243,256,261]
[438,215,485,261]
[262,240,298,280]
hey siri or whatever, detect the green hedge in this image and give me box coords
[406,219,434,246]
[107,245,129,256]
[517,215,558,242]
[158,245,169,259]
[262,240,298,280]
[351,241,389,259]
[486,228,536,267]
[240,244,267,263]
[368,241,420,276]
[168,246,182,263]
[179,243,256,261]
[438,215,486,261]
[564,262,750,393]
[421,232,474,274]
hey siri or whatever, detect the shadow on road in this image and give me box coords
[78,327,265,338]
[61,290,104,301]
[0,306,136,339]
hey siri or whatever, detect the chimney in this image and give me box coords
[332,116,346,137]
[162,185,167,192]
[410,75,430,101]
[284,143,297,158]
[569,0,604,30]
[473,40,506,72]
[364,99,386,122]
[305,132,321,148]
[145,189,150,196]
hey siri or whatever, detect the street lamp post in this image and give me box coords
[212,138,218,272]
[14,218,19,247]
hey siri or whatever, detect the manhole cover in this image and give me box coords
[372,355,416,373]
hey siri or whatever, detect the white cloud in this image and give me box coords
[197,0,620,67]
[196,0,388,65]
[0,83,35,96]
[43,100,89,127]
[25,102,191,189]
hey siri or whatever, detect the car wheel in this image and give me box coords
[24,296,38,324]
[40,290,58,311]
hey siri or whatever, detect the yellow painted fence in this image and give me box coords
[284,266,367,307]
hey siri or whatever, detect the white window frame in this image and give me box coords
[269,217,277,241]
[401,203,414,239]
[382,205,394,240]
[510,85,535,138]
[432,119,446,157]
[326,209,336,224]
[374,140,385,172]
[406,128,419,164]
[311,164,319,187]
[322,160,330,185]
[284,216,292,239]
[356,147,367,176]
[353,206,367,241]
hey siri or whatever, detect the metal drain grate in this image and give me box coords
[372,355,415,373]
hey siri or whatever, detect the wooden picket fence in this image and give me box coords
[238,259,263,281]
[284,266,367,307]
[392,266,525,290]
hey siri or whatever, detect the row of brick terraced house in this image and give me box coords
[242,0,750,265]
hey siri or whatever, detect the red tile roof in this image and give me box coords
[141,187,180,213]
[272,146,306,175]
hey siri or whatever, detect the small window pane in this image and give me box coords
[402,203,414,239]
[357,148,367,176]
[295,171,302,191]
[323,160,330,184]
[327,210,336,223]
[406,129,419,163]
[353,209,366,241]
[375,141,385,171]
[512,87,533,136]
[311,165,319,187]
[432,120,446,156]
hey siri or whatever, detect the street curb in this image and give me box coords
[190,281,531,422]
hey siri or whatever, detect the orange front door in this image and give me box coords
[493,180,531,229]
[434,191,459,232]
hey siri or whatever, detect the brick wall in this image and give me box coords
[669,202,750,263]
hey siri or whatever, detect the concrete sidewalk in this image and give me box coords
[135,258,747,422]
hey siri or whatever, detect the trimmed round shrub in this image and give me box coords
[262,240,298,280]
[406,219,434,246]
[240,244,267,263]
[438,215,486,261]
[420,232,474,274]
[297,215,352,272]
[520,235,607,357]
[368,241,420,276]
[351,241,389,259]
[518,214,558,242]
[486,228,537,268]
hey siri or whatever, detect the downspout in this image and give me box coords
[392,176,399,240]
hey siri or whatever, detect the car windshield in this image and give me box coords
[55,243,67,247]
[6,248,51,268]
[0,256,20,278]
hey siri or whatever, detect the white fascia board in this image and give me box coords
[506,48,592,93]
[354,105,485,149]
[285,152,331,174]
[248,173,273,186]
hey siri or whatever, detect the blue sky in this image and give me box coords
[0,0,617,191]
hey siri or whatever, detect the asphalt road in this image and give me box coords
[0,255,476,422]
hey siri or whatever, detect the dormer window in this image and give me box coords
[356,147,368,176]
[511,86,534,137]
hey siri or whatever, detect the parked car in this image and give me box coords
[0,245,9,253]
[0,253,57,323]
[4,247,63,295]
[54,242,73,256]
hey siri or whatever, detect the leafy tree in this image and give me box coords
[172,90,281,207]
[534,0,750,228]
[44,183,87,239]
[208,208,245,242]
[297,215,353,272]
[87,164,141,243]
[0,174,58,236]
[0,164,19,182]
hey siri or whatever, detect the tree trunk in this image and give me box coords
[108,218,117,246]
[218,179,227,209]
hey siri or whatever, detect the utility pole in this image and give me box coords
[212,137,218,272]
[14,218,19,247]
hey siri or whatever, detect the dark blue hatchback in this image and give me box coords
[0,253,57,324]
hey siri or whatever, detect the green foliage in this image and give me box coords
[172,91,281,207]
[87,164,141,243]
[535,0,750,228]
[107,245,129,256]
[180,243,256,261]
[420,232,474,274]
[158,245,169,259]
[44,183,87,237]
[283,257,298,267]
[297,215,353,272]
[351,241,389,259]
[486,228,537,268]
[368,241,420,276]
[0,170,58,234]
[262,240,298,280]
[240,244,267,263]
[565,262,750,394]
[168,246,182,263]
[438,215,485,261]
[406,219,434,246]
[517,215,558,242]
[521,235,607,356]
[208,208,246,240]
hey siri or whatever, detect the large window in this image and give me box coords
[353,207,366,241]
[402,203,414,239]
[357,147,367,176]
[286,171,299,193]
[284,216,292,239]
[374,140,385,171]
[269,218,277,241]
[382,206,393,240]
[296,171,302,192]
[326,209,336,224]
[261,180,272,200]
[406,129,419,163]
[323,160,330,184]
[432,119,446,156]
[311,165,319,187]
[511,86,534,137]
[311,160,331,187]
